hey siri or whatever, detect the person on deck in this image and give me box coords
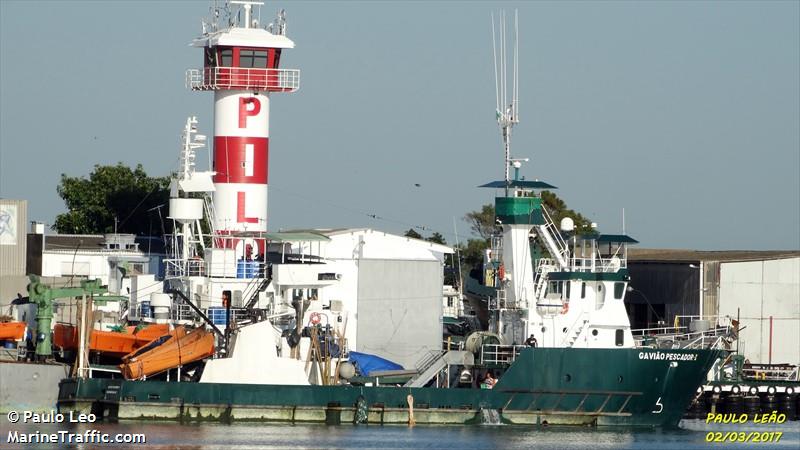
[482,372,496,389]
[525,334,538,347]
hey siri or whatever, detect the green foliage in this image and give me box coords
[403,228,423,239]
[54,163,171,235]
[456,238,490,268]
[540,191,593,235]
[459,191,592,270]
[403,228,446,245]
[463,204,495,240]
[425,232,446,245]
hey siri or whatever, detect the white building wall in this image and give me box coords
[315,259,360,350]
[322,229,449,262]
[42,252,113,284]
[41,251,161,291]
[294,229,451,367]
[718,257,800,366]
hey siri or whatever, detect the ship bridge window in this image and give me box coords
[548,281,563,295]
[273,49,281,68]
[614,282,625,299]
[240,49,268,68]
[220,48,233,67]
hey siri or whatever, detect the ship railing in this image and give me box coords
[569,257,628,272]
[634,326,734,350]
[538,206,570,268]
[742,364,799,382]
[480,344,526,365]
[170,300,194,322]
[631,326,687,337]
[164,258,206,278]
[673,314,735,330]
[186,67,300,92]
[443,338,465,351]
[533,259,557,299]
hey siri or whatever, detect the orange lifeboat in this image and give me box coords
[119,326,215,380]
[0,322,26,341]
[53,323,170,357]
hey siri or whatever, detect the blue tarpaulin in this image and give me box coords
[348,351,404,376]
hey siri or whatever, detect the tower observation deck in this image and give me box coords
[188,1,300,257]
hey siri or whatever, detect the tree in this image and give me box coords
[541,191,593,235]
[54,163,171,235]
[459,191,592,270]
[425,232,446,245]
[463,204,495,240]
[403,228,423,239]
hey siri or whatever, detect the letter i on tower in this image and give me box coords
[188,1,299,254]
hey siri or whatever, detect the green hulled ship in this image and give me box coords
[56,3,729,428]
[59,347,722,427]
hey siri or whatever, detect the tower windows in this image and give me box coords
[240,49,268,68]
[220,48,233,67]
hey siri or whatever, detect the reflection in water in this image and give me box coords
[1,420,798,449]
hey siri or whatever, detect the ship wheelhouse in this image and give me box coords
[187,23,298,92]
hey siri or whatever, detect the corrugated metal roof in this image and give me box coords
[285,228,454,253]
[43,235,166,254]
[628,248,800,263]
[265,231,330,242]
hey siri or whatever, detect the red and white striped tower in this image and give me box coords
[188,2,299,255]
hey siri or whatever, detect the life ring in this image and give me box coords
[309,312,322,325]
[560,302,569,314]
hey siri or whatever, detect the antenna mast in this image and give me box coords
[492,10,520,196]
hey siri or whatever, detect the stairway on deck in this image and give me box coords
[404,350,474,388]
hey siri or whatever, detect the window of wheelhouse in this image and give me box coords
[272,49,281,68]
[240,49,268,68]
[219,48,233,67]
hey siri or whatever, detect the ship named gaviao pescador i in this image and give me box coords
[57,1,730,428]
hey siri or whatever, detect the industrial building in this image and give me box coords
[0,199,28,303]
[26,231,165,294]
[627,249,800,366]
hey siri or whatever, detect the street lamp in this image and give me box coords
[689,263,703,320]
[627,286,663,328]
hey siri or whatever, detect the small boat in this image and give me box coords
[0,322,26,341]
[119,326,215,380]
[53,323,170,357]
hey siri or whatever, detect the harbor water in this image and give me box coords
[1,421,798,449]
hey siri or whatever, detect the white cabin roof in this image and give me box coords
[192,27,295,49]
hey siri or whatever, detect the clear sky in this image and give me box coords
[1,1,798,250]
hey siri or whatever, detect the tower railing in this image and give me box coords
[186,67,300,92]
